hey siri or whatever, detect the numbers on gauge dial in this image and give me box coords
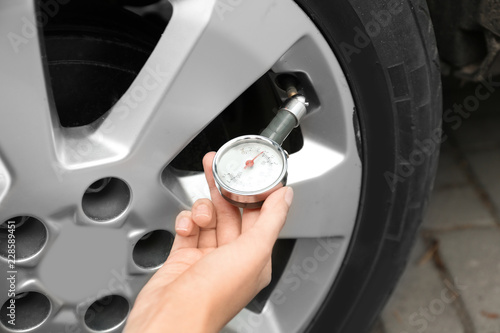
[218,142,283,192]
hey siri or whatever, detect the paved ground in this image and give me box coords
[373,77,500,333]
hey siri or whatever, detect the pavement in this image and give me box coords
[372,77,500,333]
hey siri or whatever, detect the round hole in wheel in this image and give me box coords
[0,217,48,260]
[0,292,51,331]
[82,178,131,221]
[84,295,129,331]
[133,230,174,269]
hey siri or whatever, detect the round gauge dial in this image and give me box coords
[218,141,284,192]
[213,135,288,206]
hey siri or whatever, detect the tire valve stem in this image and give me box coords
[260,82,308,145]
[285,82,299,98]
[277,74,300,98]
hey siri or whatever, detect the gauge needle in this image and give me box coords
[244,151,264,169]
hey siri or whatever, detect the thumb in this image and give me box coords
[253,187,294,245]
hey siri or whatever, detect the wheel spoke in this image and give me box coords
[126,172,182,233]
[96,0,311,169]
[0,1,59,179]
[281,139,361,238]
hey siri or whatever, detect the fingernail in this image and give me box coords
[285,187,294,206]
[176,217,190,231]
[195,204,210,218]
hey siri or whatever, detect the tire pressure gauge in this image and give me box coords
[213,90,308,208]
[213,135,288,208]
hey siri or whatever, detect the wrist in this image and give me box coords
[158,283,218,333]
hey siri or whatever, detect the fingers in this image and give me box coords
[192,198,217,248]
[241,208,260,233]
[192,198,216,228]
[171,198,219,250]
[171,211,199,251]
[203,152,242,245]
[253,187,293,246]
[234,187,293,275]
[175,211,195,236]
[173,155,292,253]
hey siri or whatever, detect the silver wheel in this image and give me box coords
[0,0,361,332]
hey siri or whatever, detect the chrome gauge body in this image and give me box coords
[213,135,288,208]
[213,91,307,207]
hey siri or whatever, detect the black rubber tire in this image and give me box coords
[293,0,442,332]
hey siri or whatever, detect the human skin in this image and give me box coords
[124,152,294,333]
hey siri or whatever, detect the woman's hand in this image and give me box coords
[124,152,294,333]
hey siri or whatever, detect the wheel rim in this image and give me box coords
[0,0,361,332]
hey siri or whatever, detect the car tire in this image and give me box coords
[294,0,443,331]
